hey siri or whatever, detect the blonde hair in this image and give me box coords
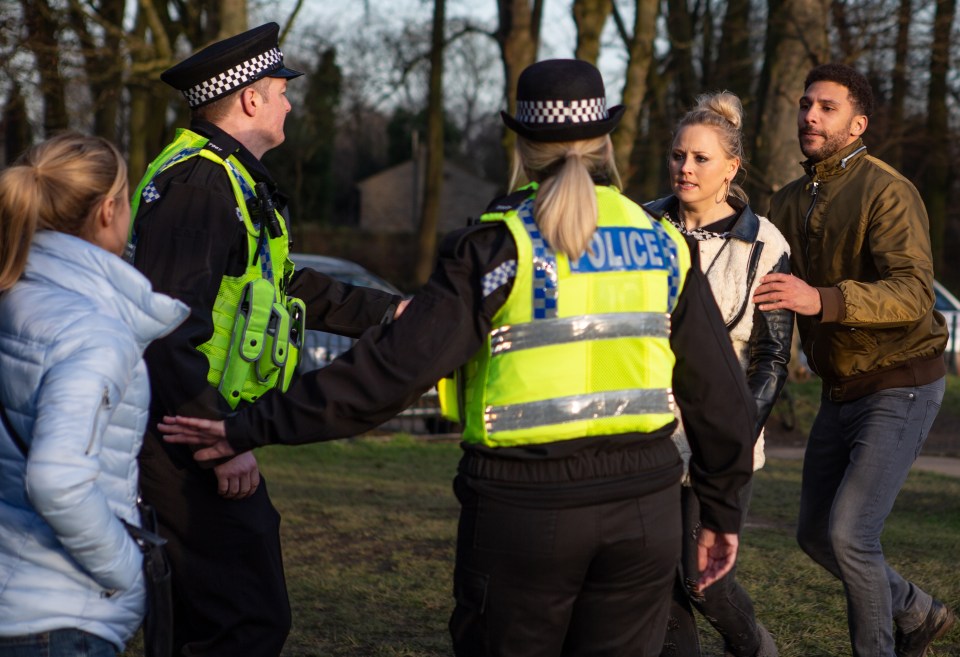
[675,91,748,203]
[509,135,621,259]
[0,132,126,290]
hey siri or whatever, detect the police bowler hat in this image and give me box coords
[161,22,303,109]
[501,59,624,143]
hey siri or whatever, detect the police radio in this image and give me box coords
[249,182,283,239]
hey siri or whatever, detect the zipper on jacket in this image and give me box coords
[803,181,820,268]
[85,386,111,455]
[840,145,867,169]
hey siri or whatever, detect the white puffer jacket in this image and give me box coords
[0,231,187,649]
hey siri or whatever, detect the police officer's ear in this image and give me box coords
[239,85,261,118]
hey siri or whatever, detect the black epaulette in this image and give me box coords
[203,132,242,159]
[483,187,535,215]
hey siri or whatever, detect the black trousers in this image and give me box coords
[139,435,291,657]
[449,477,681,657]
[660,481,758,657]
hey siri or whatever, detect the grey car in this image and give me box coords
[934,279,960,373]
[291,253,452,434]
[292,253,402,372]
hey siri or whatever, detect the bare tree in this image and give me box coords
[663,0,699,112]
[887,0,913,170]
[414,0,447,286]
[495,0,545,161]
[609,0,659,185]
[66,0,125,141]
[923,0,956,270]
[20,0,68,135]
[573,0,612,64]
[710,0,754,100]
[217,0,247,40]
[3,82,33,163]
[750,0,829,212]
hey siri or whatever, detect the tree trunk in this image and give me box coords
[573,0,612,65]
[217,0,247,40]
[664,0,698,112]
[414,0,446,286]
[922,0,955,270]
[3,82,33,164]
[21,0,69,136]
[711,0,753,100]
[830,0,854,61]
[632,63,670,201]
[126,1,176,180]
[496,0,544,173]
[611,0,658,185]
[887,0,912,170]
[750,0,828,213]
[68,0,125,141]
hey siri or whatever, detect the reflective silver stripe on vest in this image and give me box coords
[490,312,670,355]
[485,389,674,434]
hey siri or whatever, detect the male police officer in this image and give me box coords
[129,23,402,656]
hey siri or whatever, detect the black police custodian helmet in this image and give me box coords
[501,59,625,143]
[161,22,303,109]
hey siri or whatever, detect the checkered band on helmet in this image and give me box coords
[183,47,283,108]
[516,97,608,125]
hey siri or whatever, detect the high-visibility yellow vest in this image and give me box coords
[129,128,304,408]
[442,184,691,448]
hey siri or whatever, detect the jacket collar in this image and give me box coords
[25,231,188,347]
[190,119,276,186]
[643,194,760,243]
[190,118,288,210]
[801,138,868,182]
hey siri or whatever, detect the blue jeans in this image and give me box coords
[797,378,945,657]
[0,629,116,657]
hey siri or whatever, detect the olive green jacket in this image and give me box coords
[769,139,947,401]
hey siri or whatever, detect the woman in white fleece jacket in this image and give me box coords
[0,133,186,655]
[645,92,794,657]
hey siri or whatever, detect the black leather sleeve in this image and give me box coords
[746,253,794,438]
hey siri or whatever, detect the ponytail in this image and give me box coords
[513,135,620,259]
[0,168,41,290]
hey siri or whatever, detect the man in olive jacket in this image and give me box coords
[753,63,953,657]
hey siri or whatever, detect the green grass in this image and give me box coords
[120,374,960,656]
[262,435,459,656]
[251,437,960,657]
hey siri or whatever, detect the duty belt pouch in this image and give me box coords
[258,302,291,384]
[122,502,172,657]
[278,297,305,392]
[220,278,276,405]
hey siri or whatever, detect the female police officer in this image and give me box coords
[159,59,756,657]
